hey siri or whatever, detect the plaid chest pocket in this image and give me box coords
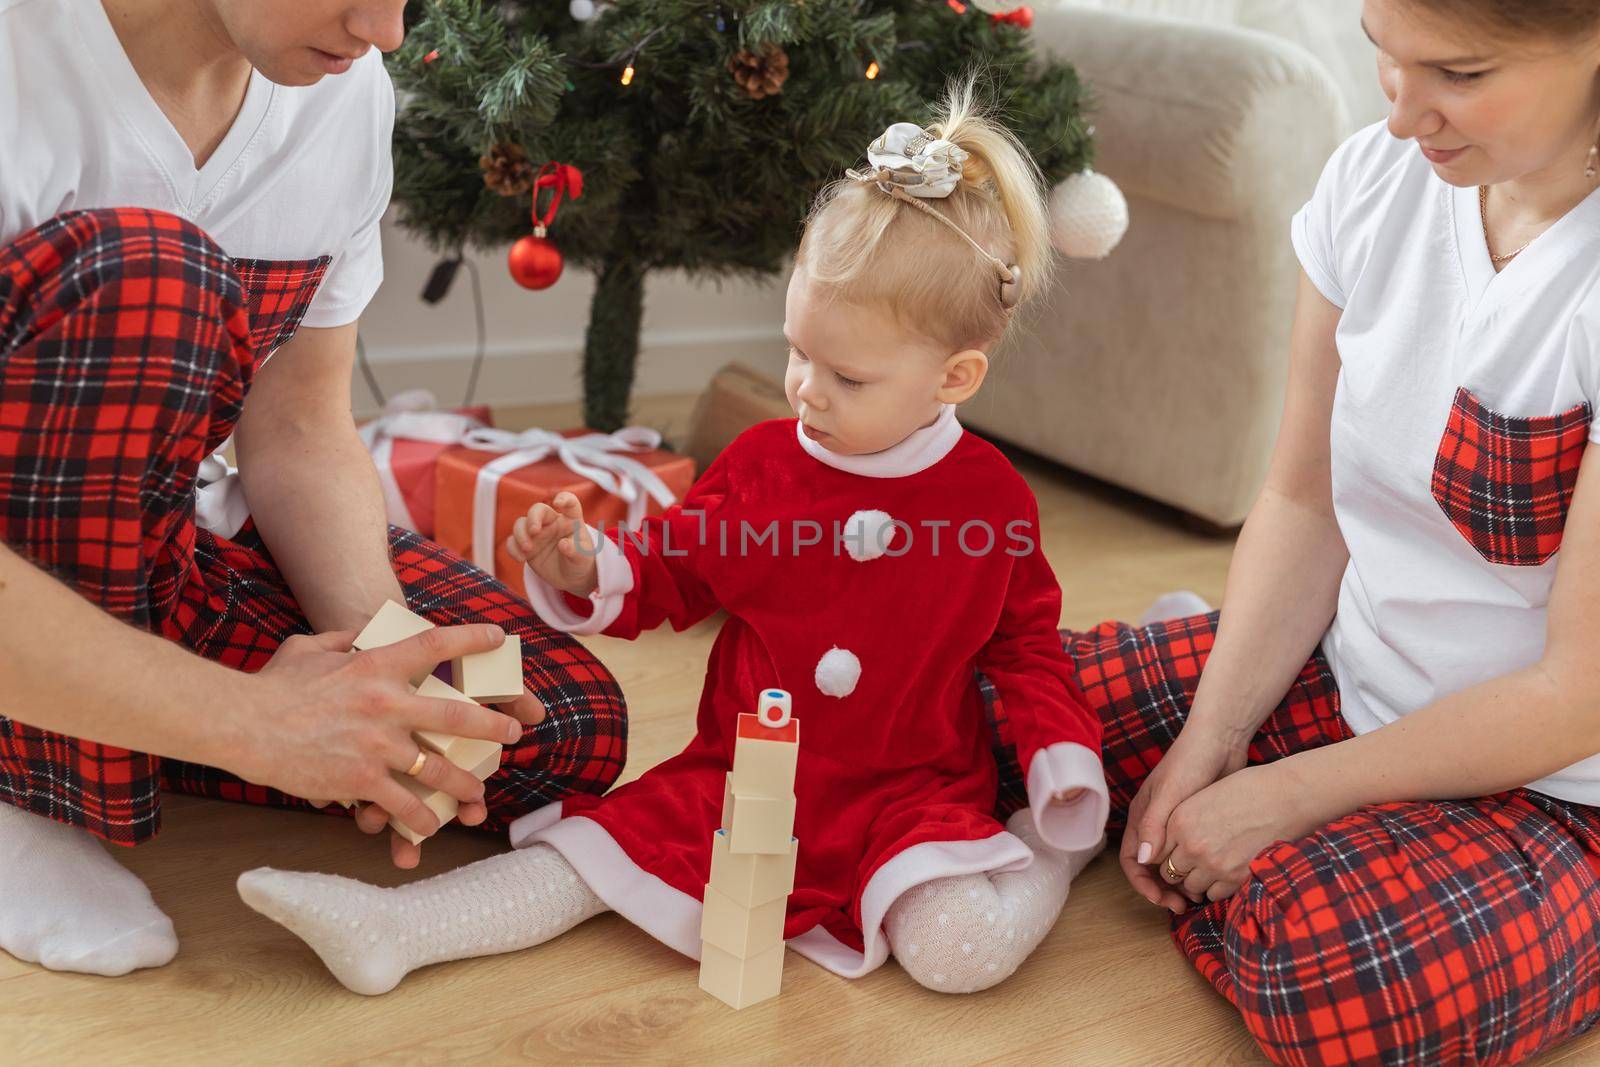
[1430,386,1592,567]
[230,255,333,366]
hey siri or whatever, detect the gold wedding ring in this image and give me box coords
[1162,856,1191,884]
[404,749,429,778]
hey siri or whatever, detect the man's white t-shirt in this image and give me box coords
[1293,121,1600,805]
[0,0,393,341]
[1,0,395,536]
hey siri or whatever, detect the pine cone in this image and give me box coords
[479,141,535,197]
[728,45,789,100]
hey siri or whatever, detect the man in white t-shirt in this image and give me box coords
[0,0,625,979]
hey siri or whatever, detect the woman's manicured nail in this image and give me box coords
[1137,841,1152,865]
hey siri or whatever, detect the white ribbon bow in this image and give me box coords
[460,424,679,574]
[865,122,969,199]
[357,389,489,533]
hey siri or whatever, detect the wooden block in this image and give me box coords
[353,600,435,684]
[413,676,504,780]
[708,828,797,908]
[730,713,799,799]
[452,634,523,703]
[721,774,796,855]
[698,939,785,1010]
[387,772,459,845]
[700,882,786,959]
[353,599,434,651]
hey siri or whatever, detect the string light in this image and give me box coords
[864,60,879,79]
[946,0,966,12]
[621,62,635,85]
[423,48,440,63]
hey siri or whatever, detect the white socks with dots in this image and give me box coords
[237,843,609,995]
[884,809,1101,993]
[1138,589,1213,626]
[0,802,178,976]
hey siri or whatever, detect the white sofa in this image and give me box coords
[961,2,1383,526]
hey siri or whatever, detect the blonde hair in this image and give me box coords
[794,75,1054,354]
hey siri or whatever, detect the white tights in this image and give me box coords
[237,809,1095,996]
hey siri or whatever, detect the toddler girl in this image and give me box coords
[238,80,1110,996]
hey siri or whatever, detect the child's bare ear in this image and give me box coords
[935,349,988,404]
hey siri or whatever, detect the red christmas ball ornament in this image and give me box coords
[508,232,564,289]
[507,161,583,290]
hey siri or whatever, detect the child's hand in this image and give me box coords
[507,492,600,597]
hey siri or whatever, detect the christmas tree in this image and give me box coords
[388,0,1096,431]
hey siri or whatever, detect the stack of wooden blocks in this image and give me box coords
[340,600,524,844]
[698,688,801,1010]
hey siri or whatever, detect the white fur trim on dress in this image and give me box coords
[795,403,962,479]
[1025,742,1110,853]
[522,525,635,636]
[787,832,1034,978]
[509,802,706,959]
[814,646,862,698]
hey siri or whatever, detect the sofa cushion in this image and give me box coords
[1050,0,1387,130]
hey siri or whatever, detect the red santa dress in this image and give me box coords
[509,404,1108,978]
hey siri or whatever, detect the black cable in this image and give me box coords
[461,256,486,408]
[356,329,385,409]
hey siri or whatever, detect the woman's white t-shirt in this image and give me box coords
[0,0,393,338]
[1293,120,1600,805]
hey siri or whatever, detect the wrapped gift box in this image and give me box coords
[358,390,492,537]
[435,426,697,589]
[685,362,793,474]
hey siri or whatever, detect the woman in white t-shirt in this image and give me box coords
[995,0,1600,1061]
[0,0,624,980]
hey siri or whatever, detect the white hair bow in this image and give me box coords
[861,122,969,199]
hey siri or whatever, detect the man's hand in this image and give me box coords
[233,624,538,866]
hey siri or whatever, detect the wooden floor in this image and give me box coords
[7,395,1600,1065]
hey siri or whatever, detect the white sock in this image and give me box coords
[1138,589,1213,626]
[237,843,608,995]
[0,802,177,976]
[885,809,1101,993]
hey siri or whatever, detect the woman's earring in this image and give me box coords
[1588,141,1599,180]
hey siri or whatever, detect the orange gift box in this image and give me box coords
[434,428,697,590]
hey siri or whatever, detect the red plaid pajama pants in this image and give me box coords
[0,207,626,847]
[984,611,1600,1065]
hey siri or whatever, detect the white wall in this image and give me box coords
[353,213,791,417]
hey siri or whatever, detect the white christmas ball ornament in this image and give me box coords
[569,0,596,20]
[971,0,1028,12]
[1048,170,1129,260]
[815,647,862,699]
[843,509,897,562]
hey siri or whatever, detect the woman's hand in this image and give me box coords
[229,625,539,868]
[1155,757,1335,905]
[1121,724,1248,912]
[507,492,600,597]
